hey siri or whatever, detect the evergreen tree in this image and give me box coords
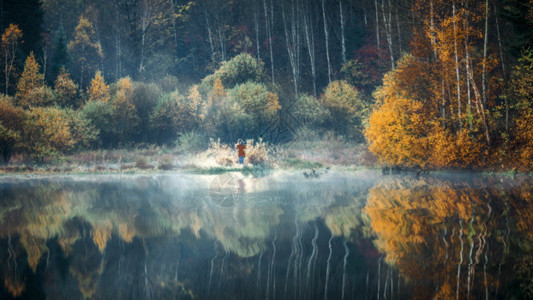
[51,24,70,81]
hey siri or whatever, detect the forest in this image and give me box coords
[0,0,532,170]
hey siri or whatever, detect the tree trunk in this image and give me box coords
[339,0,346,64]
[482,0,489,108]
[395,3,401,54]
[303,0,317,97]
[452,0,462,129]
[204,9,215,62]
[375,0,380,50]
[493,1,508,132]
[381,0,394,69]
[263,0,275,83]
[464,1,473,130]
[322,0,332,84]
[281,0,300,96]
[255,1,260,60]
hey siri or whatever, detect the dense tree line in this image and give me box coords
[0,0,532,169]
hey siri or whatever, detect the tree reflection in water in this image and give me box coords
[364,175,533,299]
[0,172,531,299]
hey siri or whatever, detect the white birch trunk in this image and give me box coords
[452,0,462,129]
[303,0,317,97]
[339,0,346,64]
[323,0,332,84]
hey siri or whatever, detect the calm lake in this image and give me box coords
[0,171,531,299]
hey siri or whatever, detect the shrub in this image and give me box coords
[200,53,266,92]
[135,158,152,169]
[54,68,79,108]
[321,80,364,140]
[158,155,175,170]
[150,91,197,145]
[132,82,162,142]
[176,131,208,152]
[246,139,270,166]
[229,81,281,132]
[0,97,25,163]
[67,110,99,151]
[82,100,115,147]
[22,107,75,161]
[292,94,329,129]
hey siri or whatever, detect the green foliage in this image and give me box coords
[510,50,533,169]
[229,81,281,130]
[201,53,266,92]
[22,107,75,161]
[341,59,379,96]
[51,25,70,81]
[132,82,161,142]
[67,109,98,150]
[292,94,330,129]
[150,91,197,145]
[82,100,115,147]
[68,15,103,87]
[204,93,253,142]
[54,68,79,108]
[321,80,364,140]
[176,131,208,152]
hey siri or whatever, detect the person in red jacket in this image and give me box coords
[235,139,246,164]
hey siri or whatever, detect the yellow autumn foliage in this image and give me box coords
[87,71,110,103]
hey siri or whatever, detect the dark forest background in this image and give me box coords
[1,0,533,169]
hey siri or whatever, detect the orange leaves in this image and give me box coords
[366,56,432,168]
[23,107,75,160]
[87,71,110,103]
[209,77,225,106]
[15,52,45,108]
[54,68,79,107]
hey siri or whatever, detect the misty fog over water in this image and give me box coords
[0,171,532,299]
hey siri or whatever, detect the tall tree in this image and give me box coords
[51,24,70,81]
[0,0,43,57]
[322,0,332,84]
[68,15,103,89]
[86,71,110,103]
[15,52,45,108]
[281,0,301,96]
[1,24,22,95]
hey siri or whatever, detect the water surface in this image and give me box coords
[0,171,531,299]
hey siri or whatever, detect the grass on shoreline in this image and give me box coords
[0,136,375,175]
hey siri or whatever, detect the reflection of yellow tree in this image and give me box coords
[364,176,533,298]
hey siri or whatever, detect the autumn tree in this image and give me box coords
[201,53,265,92]
[54,67,79,107]
[86,71,110,103]
[15,52,47,108]
[111,77,138,144]
[321,80,364,140]
[365,55,433,168]
[22,107,75,161]
[187,84,206,123]
[0,96,25,162]
[229,81,281,132]
[510,50,533,169]
[1,24,23,95]
[68,15,103,89]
